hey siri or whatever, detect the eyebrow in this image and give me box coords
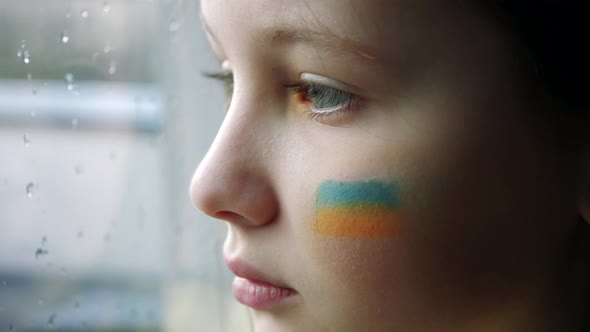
[200,13,381,64]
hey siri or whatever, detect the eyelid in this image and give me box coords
[299,73,362,96]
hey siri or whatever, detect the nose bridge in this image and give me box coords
[190,92,279,226]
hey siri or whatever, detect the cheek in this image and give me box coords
[305,234,431,327]
[311,179,407,238]
[301,179,424,320]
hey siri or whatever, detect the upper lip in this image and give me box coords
[224,255,294,290]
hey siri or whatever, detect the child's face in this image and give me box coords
[191,0,586,330]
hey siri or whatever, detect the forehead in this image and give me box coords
[200,0,485,58]
[200,0,430,44]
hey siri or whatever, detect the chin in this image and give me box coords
[250,309,316,332]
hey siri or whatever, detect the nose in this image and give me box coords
[189,99,279,227]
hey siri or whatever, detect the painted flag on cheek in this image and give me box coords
[313,180,404,237]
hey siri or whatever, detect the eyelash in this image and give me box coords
[202,70,359,122]
[282,80,356,121]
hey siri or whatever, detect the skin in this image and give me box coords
[190,0,590,331]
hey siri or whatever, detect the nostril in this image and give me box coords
[214,210,261,227]
[215,210,238,221]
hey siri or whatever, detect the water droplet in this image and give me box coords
[9,323,15,331]
[81,10,88,18]
[2,280,7,286]
[168,20,180,32]
[26,182,35,197]
[103,233,111,242]
[74,300,80,308]
[61,31,70,44]
[23,133,31,146]
[65,8,71,18]
[77,231,84,239]
[60,266,67,274]
[38,299,44,306]
[47,313,57,326]
[30,111,36,118]
[32,88,37,95]
[35,248,48,259]
[23,51,31,64]
[103,44,112,54]
[17,41,31,64]
[108,61,117,75]
[27,73,32,80]
[64,73,75,91]
[74,164,84,174]
[103,2,111,14]
[72,118,79,129]
[41,236,47,246]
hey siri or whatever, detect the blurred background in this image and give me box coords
[0,0,250,330]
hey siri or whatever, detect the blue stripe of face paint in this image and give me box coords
[316,180,400,208]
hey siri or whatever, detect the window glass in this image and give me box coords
[0,1,247,330]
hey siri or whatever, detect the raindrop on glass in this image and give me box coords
[108,61,117,75]
[2,280,6,286]
[41,236,47,246]
[61,31,70,44]
[26,182,35,197]
[32,88,37,95]
[23,133,31,146]
[103,2,111,14]
[17,42,31,64]
[35,248,48,259]
[47,313,57,327]
[168,20,180,32]
[64,73,75,91]
[77,231,84,239]
[30,111,36,118]
[103,232,111,242]
[81,10,89,18]
[74,164,84,174]
[8,323,15,331]
[23,50,31,64]
[38,299,44,306]
[72,118,79,129]
[103,44,112,54]
[27,73,32,80]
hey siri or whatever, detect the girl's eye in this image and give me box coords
[282,80,358,122]
[202,70,361,123]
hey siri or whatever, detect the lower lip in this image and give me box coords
[232,277,297,310]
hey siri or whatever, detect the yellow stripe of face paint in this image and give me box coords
[313,205,403,237]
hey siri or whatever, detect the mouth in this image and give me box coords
[225,257,298,310]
